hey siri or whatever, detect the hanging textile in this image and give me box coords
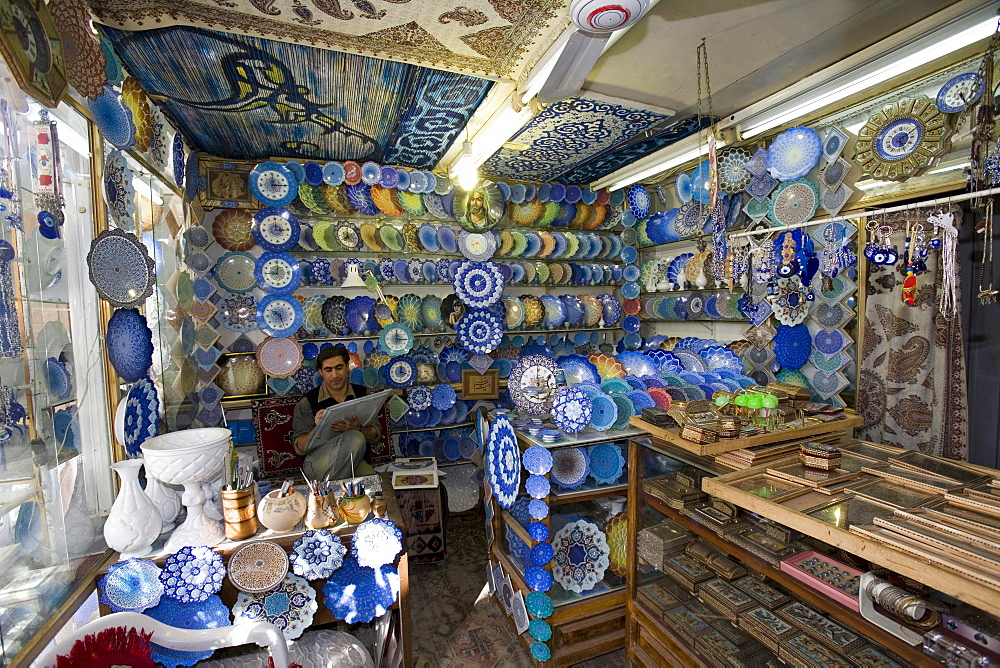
[857,206,968,460]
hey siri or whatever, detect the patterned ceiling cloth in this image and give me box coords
[87,0,565,80]
[100,25,493,165]
[856,207,968,460]
[480,96,673,183]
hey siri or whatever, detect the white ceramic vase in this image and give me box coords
[103,459,162,558]
[145,474,182,533]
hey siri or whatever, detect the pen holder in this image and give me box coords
[221,486,258,541]
[339,494,371,525]
[306,492,337,529]
[257,488,307,532]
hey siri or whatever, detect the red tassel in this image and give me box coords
[56,626,155,668]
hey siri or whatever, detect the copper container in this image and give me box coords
[221,486,258,541]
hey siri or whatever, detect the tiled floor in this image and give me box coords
[408,511,624,667]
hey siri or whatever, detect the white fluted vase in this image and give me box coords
[145,474,182,533]
[103,459,162,558]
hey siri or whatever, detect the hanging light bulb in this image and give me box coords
[452,140,479,191]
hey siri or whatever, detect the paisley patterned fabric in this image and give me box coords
[857,209,967,460]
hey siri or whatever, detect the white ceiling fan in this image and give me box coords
[538,0,652,104]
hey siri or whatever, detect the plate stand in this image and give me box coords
[164,481,226,553]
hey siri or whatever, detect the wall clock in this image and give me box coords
[0,0,66,108]
[248,160,297,207]
[854,96,952,181]
[935,72,984,114]
[378,322,414,357]
[252,207,300,251]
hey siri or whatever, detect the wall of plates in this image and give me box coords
[179,159,633,469]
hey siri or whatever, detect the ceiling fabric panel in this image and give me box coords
[101,25,492,165]
[88,0,567,80]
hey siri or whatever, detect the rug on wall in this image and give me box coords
[857,207,968,460]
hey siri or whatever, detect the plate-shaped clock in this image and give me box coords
[854,96,953,181]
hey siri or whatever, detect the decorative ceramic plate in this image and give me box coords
[718,148,753,193]
[256,295,304,338]
[773,324,811,370]
[103,150,136,230]
[44,357,72,400]
[233,573,316,641]
[509,354,559,414]
[144,594,231,668]
[227,540,289,593]
[323,558,399,624]
[249,160,297,207]
[254,251,301,295]
[99,557,163,613]
[854,96,952,181]
[256,336,303,378]
[627,185,650,218]
[523,445,553,475]
[588,442,624,485]
[487,415,520,509]
[352,518,403,569]
[124,375,159,455]
[454,261,504,308]
[210,210,255,251]
[106,308,153,383]
[557,354,600,385]
[769,178,819,227]
[87,229,155,308]
[379,322,415,357]
[767,127,823,181]
[454,181,506,231]
[383,356,417,389]
[552,519,609,593]
[821,126,849,162]
[160,545,225,604]
[251,207,300,252]
[551,387,593,434]
[770,275,811,326]
[551,447,590,489]
[408,385,432,411]
[431,383,457,410]
[456,308,503,354]
[345,295,379,336]
[812,328,849,357]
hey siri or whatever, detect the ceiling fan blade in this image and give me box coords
[537,30,610,104]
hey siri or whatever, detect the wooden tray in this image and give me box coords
[630,414,863,456]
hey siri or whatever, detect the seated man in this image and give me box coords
[291,346,378,480]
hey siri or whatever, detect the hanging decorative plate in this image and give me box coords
[88,85,136,150]
[160,545,225,604]
[323,558,399,624]
[256,336,303,378]
[820,184,853,216]
[936,72,985,114]
[124,375,159,455]
[232,573,315,642]
[674,201,704,239]
[253,251,301,296]
[458,230,497,261]
[717,148,754,193]
[379,322,415,357]
[487,415,520,509]
[551,447,589,489]
[431,383,457,410]
[352,518,404,569]
[255,295,304,338]
[770,275,811,326]
[44,356,71,400]
[212,209,255,251]
[322,161,346,186]
[227,541,289,594]
[523,445,553,475]
[746,173,779,200]
[345,295,379,336]
[588,443,624,485]
[454,260,504,308]
[217,292,256,333]
[87,229,155,308]
[248,161,297,207]
[588,393,618,431]
[675,171,694,203]
[557,354,600,386]
[766,126,823,181]
[818,156,851,191]
[456,308,504,355]
[252,207,300,252]
[551,387,593,434]
[807,369,849,400]
[106,308,153,383]
[453,181,506,231]
[552,519,610,593]
[627,185,650,218]
[103,150,136,230]
[382,356,416,389]
[854,96,953,181]
[99,558,163,613]
[699,346,742,373]
[508,354,559,414]
[773,324,812,370]
[408,385,432,411]
[769,178,820,227]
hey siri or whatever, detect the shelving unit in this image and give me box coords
[487,426,644,667]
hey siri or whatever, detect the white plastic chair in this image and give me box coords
[32,611,289,668]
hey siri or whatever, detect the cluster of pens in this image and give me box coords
[226,447,255,492]
[341,480,366,498]
[222,446,259,540]
[303,473,340,530]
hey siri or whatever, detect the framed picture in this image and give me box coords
[499,575,514,614]
[462,368,499,400]
[199,158,259,209]
[512,591,529,634]
[0,0,66,108]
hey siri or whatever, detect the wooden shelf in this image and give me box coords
[550,482,627,504]
[630,414,863,456]
[702,468,1000,616]
[642,491,930,666]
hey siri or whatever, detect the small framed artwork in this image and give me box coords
[512,591,529,634]
[462,368,499,401]
[199,158,259,209]
[391,471,438,489]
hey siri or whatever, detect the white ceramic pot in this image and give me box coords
[103,459,162,558]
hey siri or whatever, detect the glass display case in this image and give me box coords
[0,98,114,662]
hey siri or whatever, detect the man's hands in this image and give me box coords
[330,415,362,432]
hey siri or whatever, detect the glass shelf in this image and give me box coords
[290,249,623,264]
[298,325,623,342]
